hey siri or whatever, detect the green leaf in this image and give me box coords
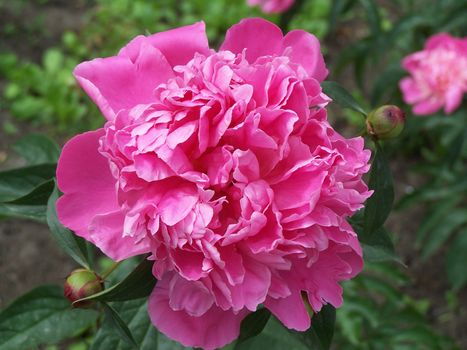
[91,299,187,350]
[415,197,461,247]
[0,177,55,221]
[420,209,467,260]
[311,305,336,349]
[360,275,402,303]
[0,203,48,222]
[76,258,156,303]
[349,211,401,265]
[440,6,467,32]
[321,81,367,116]
[385,14,429,45]
[446,229,467,290]
[43,49,64,73]
[235,308,271,347]
[396,178,467,210]
[46,184,92,269]
[5,179,54,205]
[328,0,356,34]
[363,145,394,240]
[0,285,98,350]
[353,52,367,92]
[333,41,370,79]
[358,0,381,36]
[370,64,406,107]
[361,228,403,265]
[443,127,466,170]
[362,244,400,264]
[293,305,336,350]
[0,163,56,202]
[12,134,60,165]
[101,303,137,347]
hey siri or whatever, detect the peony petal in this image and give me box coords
[413,98,443,115]
[247,209,282,253]
[444,87,463,114]
[171,249,207,281]
[247,0,295,14]
[89,211,151,261]
[168,275,214,317]
[305,243,362,310]
[282,30,328,81]
[233,149,260,183]
[74,41,174,121]
[158,183,199,226]
[221,18,283,63]
[56,129,119,240]
[272,170,326,211]
[425,32,455,51]
[133,153,175,182]
[229,258,271,311]
[149,273,248,350]
[120,22,211,67]
[218,245,246,285]
[264,289,310,331]
[399,77,424,104]
[263,0,294,13]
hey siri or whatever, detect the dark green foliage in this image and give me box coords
[334,263,459,349]
[0,286,98,350]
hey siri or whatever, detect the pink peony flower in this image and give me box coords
[57,18,372,350]
[400,33,467,115]
[247,0,294,14]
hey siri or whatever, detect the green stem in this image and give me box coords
[358,126,368,137]
[102,261,122,280]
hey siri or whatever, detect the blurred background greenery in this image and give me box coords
[0,0,466,349]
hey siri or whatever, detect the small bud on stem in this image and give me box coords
[64,268,103,308]
[366,105,405,140]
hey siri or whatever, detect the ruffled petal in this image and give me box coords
[168,274,214,317]
[89,211,151,261]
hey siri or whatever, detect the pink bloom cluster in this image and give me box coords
[57,19,372,350]
[400,33,467,115]
[247,0,294,14]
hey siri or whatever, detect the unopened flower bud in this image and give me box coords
[366,105,405,140]
[64,268,103,308]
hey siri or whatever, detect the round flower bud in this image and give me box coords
[64,268,103,308]
[366,105,405,140]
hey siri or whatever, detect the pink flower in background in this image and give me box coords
[247,0,294,14]
[400,33,467,115]
[57,18,372,350]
